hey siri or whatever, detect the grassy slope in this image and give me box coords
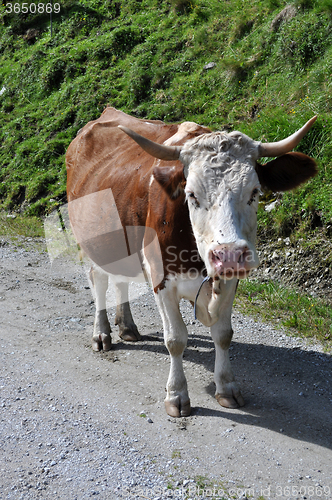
[0,0,331,233]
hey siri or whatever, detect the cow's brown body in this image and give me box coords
[66,107,210,286]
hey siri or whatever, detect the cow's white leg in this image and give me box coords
[114,282,141,341]
[155,287,190,418]
[210,284,245,408]
[90,267,112,352]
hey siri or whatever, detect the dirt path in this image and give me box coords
[0,238,331,500]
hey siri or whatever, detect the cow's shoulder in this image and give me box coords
[98,106,169,132]
[149,121,211,199]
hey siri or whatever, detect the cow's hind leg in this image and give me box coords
[90,267,112,352]
[155,288,191,418]
[115,282,141,341]
[210,315,245,409]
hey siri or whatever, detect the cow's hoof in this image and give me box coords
[215,392,245,409]
[165,397,191,417]
[92,333,112,352]
[119,325,141,342]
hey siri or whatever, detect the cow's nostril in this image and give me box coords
[213,250,223,262]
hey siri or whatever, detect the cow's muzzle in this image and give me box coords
[209,244,256,279]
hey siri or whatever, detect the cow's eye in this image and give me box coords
[187,192,200,208]
[248,188,260,206]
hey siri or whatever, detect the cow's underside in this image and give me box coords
[66,107,317,417]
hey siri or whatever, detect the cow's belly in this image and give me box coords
[80,228,146,279]
[68,188,151,279]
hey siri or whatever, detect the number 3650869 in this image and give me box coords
[5,3,61,14]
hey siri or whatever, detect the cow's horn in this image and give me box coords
[118,125,182,161]
[259,116,317,158]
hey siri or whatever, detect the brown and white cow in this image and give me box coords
[66,107,317,417]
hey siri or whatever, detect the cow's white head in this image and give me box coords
[119,117,317,280]
[181,130,263,279]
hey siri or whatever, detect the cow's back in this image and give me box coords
[66,107,178,214]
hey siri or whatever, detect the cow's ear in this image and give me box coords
[256,152,317,192]
[153,165,186,199]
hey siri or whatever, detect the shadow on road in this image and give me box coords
[111,331,332,451]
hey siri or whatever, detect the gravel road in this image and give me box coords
[0,237,331,500]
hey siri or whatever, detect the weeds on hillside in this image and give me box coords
[0,0,331,238]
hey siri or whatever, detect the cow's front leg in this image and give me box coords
[210,315,245,409]
[155,289,191,418]
[90,267,112,352]
[114,282,141,341]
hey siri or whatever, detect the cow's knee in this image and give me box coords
[214,328,233,350]
[165,337,186,357]
[90,267,109,311]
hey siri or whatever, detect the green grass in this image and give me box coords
[0,212,44,238]
[0,0,331,236]
[171,449,181,459]
[235,279,332,351]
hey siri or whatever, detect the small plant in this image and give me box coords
[284,313,299,328]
